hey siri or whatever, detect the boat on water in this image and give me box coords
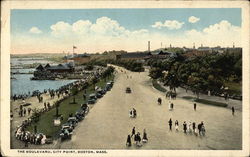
[11,76,16,80]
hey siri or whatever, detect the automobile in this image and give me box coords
[60,124,73,140]
[61,123,73,132]
[96,92,103,98]
[97,88,106,95]
[110,81,114,85]
[89,93,97,100]
[106,82,112,88]
[105,86,111,91]
[87,99,96,104]
[108,81,114,87]
[67,117,78,128]
[87,94,97,104]
[75,112,84,121]
[126,87,132,93]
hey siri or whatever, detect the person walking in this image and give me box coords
[194,103,197,111]
[188,121,192,133]
[129,109,133,118]
[171,103,174,110]
[126,135,131,147]
[44,102,47,109]
[168,118,173,131]
[136,132,142,146]
[232,106,235,116]
[28,108,31,115]
[23,108,26,116]
[158,97,162,105]
[142,129,148,143]
[198,122,202,136]
[183,121,187,133]
[133,108,137,118]
[192,122,196,132]
[131,127,136,138]
[175,120,179,131]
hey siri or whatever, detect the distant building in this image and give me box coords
[197,47,212,53]
[116,50,176,61]
[64,53,91,64]
[183,49,209,58]
[33,63,74,79]
[116,52,151,60]
[45,63,74,73]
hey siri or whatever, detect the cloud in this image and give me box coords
[72,20,92,34]
[151,22,164,29]
[185,20,241,46]
[50,16,148,39]
[50,21,72,36]
[29,27,42,34]
[12,18,241,54]
[188,16,200,23]
[152,20,184,30]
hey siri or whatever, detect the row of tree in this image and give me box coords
[148,52,242,97]
[108,59,145,72]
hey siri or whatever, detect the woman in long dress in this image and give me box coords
[183,121,187,133]
[168,101,171,110]
[188,121,192,133]
[142,129,148,143]
[126,134,131,147]
[175,120,179,131]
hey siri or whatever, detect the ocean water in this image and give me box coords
[11,58,76,96]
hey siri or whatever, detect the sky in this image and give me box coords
[11,8,241,54]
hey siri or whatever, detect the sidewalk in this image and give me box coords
[157,81,242,111]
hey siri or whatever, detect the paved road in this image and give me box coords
[58,66,242,150]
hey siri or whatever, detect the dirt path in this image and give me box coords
[59,66,242,150]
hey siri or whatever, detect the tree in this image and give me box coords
[85,64,94,71]
[164,72,180,93]
[91,76,99,89]
[70,86,78,104]
[149,68,163,79]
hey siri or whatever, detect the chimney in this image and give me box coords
[148,41,150,52]
[193,43,195,49]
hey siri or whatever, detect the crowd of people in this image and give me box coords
[168,118,206,136]
[14,117,51,147]
[12,67,114,147]
[126,127,148,147]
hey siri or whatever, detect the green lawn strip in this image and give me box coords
[26,75,114,137]
[224,81,242,95]
[182,96,228,107]
[152,79,167,93]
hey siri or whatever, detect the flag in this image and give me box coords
[73,46,77,49]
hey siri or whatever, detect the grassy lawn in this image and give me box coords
[182,96,228,107]
[26,75,114,137]
[152,79,167,93]
[224,81,242,95]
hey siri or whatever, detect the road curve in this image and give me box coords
[59,66,242,150]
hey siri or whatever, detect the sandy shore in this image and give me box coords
[11,90,66,148]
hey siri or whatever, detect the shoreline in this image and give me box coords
[10,66,114,148]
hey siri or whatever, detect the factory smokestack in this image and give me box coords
[148,41,150,52]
